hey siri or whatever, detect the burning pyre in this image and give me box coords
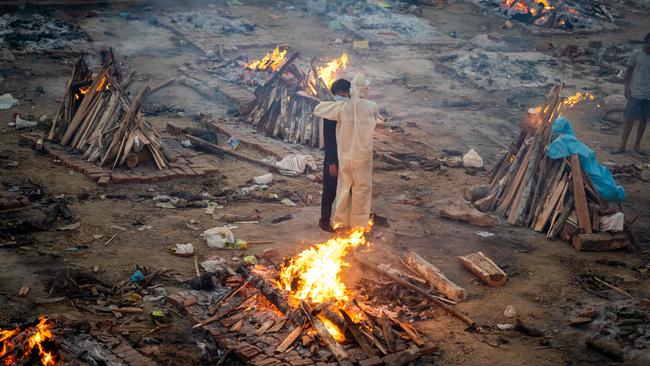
[527,91,596,128]
[495,0,617,30]
[244,46,288,72]
[0,317,58,366]
[278,226,370,341]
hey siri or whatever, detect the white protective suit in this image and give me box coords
[313,73,383,229]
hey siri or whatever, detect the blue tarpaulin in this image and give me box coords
[547,117,625,202]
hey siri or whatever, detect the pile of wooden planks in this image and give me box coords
[471,83,630,250]
[242,52,332,147]
[48,51,169,170]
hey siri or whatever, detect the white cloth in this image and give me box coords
[599,212,625,232]
[275,154,317,176]
[313,73,383,229]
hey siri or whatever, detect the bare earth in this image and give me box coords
[1,1,649,365]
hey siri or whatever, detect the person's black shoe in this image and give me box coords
[370,213,389,227]
[319,218,335,233]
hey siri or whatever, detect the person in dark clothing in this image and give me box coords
[319,79,351,232]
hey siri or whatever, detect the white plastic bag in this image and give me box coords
[599,212,624,232]
[254,173,273,184]
[463,149,483,168]
[275,154,317,176]
[202,226,235,248]
[0,93,18,110]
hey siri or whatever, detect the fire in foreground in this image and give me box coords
[0,316,58,366]
[279,225,369,306]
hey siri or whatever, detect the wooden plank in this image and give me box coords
[388,317,425,347]
[301,302,348,362]
[405,252,466,302]
[533,173,568,232]
[571,232,630,252]
[458,251,507,287]
[340,309,375,357]
[570,155,592,234]
[276,324,303,353]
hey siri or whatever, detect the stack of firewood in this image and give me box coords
[243,52,332,147]
[48,50,169,170]
[470,83,631,251]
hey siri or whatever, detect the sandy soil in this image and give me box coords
[1,1,649,365]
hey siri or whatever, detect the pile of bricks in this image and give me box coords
[167,290,386,366]
[21,134,219,186]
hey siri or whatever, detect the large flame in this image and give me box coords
[245,47,288,72]
[1,316,58,365]
[279,226,368,306]
[315,53,349,90]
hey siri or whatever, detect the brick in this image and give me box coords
[172,168,186,178]
[289,359,314,366]
[111,173,130,184]
[358,357,384,366]
[166,122,183,135]
[98,176,110,186]
[254,358,281,366]
[192,168,206,176]
[234,343,261,361]
[165,294,185,306]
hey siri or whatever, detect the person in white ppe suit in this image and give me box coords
[313,73,383,230]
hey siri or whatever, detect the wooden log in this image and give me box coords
[389,317,425,347]
[355,256,475,327]
[533,173,568,232]
[571,232,630,252]
[405,252,466,302]
[340,309,375,357]
[380,313,394,353]
[570,155,592,234]
[247,270,289,314]
[381,343,439,366]
[463,184,490,202]
[185,134,278,172]
[585,334,624,362]
[457,252,507,287]
[300,302,349,362]
[276,324,303,353]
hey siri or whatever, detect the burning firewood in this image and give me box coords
[475,83,631,250]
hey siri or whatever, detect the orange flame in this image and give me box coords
[279,225,369,306]
[315,54,349,90]
[0,316,58,365]
[245,47,288,72]
[561,91,595,108]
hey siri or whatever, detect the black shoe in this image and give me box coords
[319,218,335,233]
[370,213,389,227]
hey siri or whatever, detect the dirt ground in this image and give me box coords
[1,1,650,365]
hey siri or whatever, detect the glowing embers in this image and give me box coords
[0,316,59,365]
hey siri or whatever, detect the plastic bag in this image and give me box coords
[462,149,483,168]
[253,173,273,184]
[599,212,624,232]
[202,226,235,248]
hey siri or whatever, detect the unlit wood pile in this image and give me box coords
[243,52,331,147]
[472,83,630,250]
[48,52,169,170]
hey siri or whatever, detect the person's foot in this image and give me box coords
[633,147,647,155]
[611,147,626,155]
[319,218,335,233]
[370,213,389,227]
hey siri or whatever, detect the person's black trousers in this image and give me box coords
[320,160,337,221]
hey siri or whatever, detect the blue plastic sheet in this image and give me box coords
[547,117,625,202]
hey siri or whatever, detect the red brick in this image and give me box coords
[166,122,183,136]
[235,343,261,361]
[110,173,130,184]
[358,357,384,366]
[165,294,185,306]
[289,359,314,366]
[192,168,205,176]
[172,168,186,178]
[98,176,110,186]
